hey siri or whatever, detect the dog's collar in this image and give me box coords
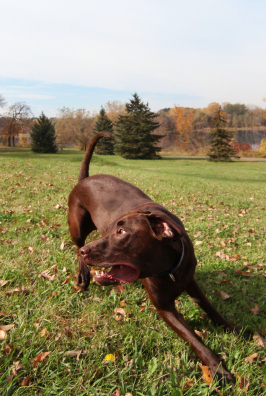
[157,238,185,282]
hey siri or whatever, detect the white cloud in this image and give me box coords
[1,0,266,110]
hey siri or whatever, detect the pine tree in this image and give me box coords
[93,108,114,154]
[115,93,163,159]
[31,113,58,153]
[207,108,236,161]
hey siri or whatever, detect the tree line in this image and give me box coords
[1,92,266,160]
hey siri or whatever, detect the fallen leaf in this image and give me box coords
[250,304,260,315]
[244,353,259,364]
[230,254,241,261]
[72,285,83,292]
[62,266,67,272]
[6,287,21,296]
[0,280,10,287]
[139,305,146,312]
[238,375,250,392]
[0,329,7,339]
[242,272,252,277]
[60,241,65,250]
[199,363,214,386]
[38,270,56,281]
[21,375,30,386]
[0,311,7,316]
[195,240,203,246]
[65,349,85,360]
[7,374,14,383]
[41,235,49,241]
[33,351,51,366]
[111,390,120,396]
[61,277,69,286]
[114,307,126,317]
[0,324,15,331]
[125,393,133,396]
[217,291,231,300]
[4,344,11,355]
[235,269,242,274]
[12,361,24,375]
[184,376,196,390]
[55,332,62,342]
[217,272,227,278]
[253,332,266,347]
[119,300,126,307]
[39,327,47,337]
[113,285,125,294]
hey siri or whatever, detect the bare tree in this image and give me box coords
[0,94,7,109]
[2,102,33,146]
[55,107,95,150]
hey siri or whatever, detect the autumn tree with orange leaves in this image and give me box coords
[172,106,194,150]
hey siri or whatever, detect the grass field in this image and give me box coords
[0,149,265,395]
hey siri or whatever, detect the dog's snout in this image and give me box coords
[80,246,90,256]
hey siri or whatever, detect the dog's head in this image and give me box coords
[79,211,185,286]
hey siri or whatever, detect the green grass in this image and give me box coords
[0,149,266,395]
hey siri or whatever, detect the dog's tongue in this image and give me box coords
[93,264,139,286]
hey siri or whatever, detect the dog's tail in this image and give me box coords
[78,131,113,182]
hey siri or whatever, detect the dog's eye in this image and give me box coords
[116,228,126,235]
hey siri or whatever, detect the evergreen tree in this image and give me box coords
[31,113,58,153]
[207,108,237,161]
[115,93,163,159]
[93,108,114,154]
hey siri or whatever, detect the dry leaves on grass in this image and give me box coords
[253,332,266,347]
[38,269,56,281]
[0,324,15,331]
[21,375,30,386]
[65,349,88,360]
[0,329,7,339]
[113,285,125,294]
[6,287,29,296]
[0,279,10,287]
[232,371,250,393]
[12,361,24,375]
[0,324,15,339]
[199,363,214,386]
[33,351,51,366]
[183,377,196,390]
[214,291,231,300]
[114,307,127,321]
[250,304,260,315]
[195,328,208,341]
[4,344,12,355]
[243,353,259,364]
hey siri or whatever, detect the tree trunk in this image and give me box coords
[8,136,11,147]
[12,135,15,147]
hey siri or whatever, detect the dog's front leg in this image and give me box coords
[142,278,235,386]
[77,254,90,290]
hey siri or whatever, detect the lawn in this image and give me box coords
[0,149,265,395]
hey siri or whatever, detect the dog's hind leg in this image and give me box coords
[186,278,236,331]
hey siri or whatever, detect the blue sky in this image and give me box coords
[1,0,266,117]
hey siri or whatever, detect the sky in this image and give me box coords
[1,0,266,117]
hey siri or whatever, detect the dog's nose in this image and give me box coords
[80,247,90,256]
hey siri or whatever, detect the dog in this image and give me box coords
[68,132,248,386]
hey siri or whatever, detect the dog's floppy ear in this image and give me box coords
[147,212,184,241]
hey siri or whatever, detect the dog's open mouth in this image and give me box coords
[93,263,139,286]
